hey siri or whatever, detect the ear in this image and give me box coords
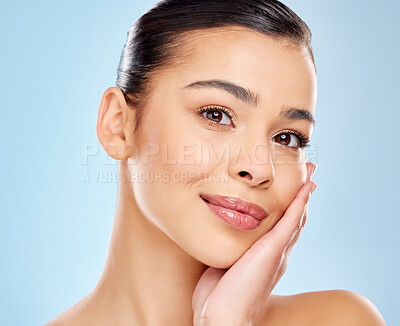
[96,87,137,160]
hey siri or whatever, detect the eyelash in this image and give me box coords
[197,105,310,149]
[198,105,235,127]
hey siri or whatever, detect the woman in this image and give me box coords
[46,0,386,325]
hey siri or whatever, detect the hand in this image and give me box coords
[192,162,318,326]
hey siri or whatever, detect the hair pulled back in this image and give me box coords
[116,0,314,134]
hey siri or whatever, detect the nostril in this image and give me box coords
[239,171,251,179]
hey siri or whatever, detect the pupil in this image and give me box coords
[280,134,290,145]
[208,111,222,122]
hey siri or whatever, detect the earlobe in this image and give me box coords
[96,87,135,160]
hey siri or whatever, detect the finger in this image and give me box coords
[275,225,303,283]
[284,168,317,262]
[265,180,315,254]
[202,183,316,312]
[298,162,315,228]
[286,207,307,254]
[281,164,318,265]
[300,163,318,228]
[252,163,315,275]
[278,199,307,261]
[275,206,308,282]
[306,162,316,182]
[300,204,308,228]
[278,210,307,278]
[270,162,316,244]
[195,164,317,315]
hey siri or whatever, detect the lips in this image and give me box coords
[199,193,268,221]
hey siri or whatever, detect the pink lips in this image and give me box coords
[200,193,268,230]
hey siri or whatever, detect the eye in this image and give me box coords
[273,130,309,149]
[198,105,234,126]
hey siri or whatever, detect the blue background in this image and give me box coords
[1,0,398,324]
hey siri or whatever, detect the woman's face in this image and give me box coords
[128,27,317,268]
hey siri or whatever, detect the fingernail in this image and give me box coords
[311,183,318,193]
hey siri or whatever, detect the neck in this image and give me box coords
[88,160,208,325]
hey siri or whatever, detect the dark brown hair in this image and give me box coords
[116,0,315,135]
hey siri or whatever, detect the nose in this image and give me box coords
[227,139,275,188]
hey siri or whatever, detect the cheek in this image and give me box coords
[283,164,307,206]
[279,163,307,189]
[279,162,306,201]
[141,116,225,179]
[256,164,306,234]
[129,102,309,267]
[129,115,209,233]
[130,162,251,269]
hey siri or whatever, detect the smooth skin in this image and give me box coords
[46,26,386,325]
[192,165,317,325]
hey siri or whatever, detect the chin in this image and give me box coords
[209,259,237,270]
[199,256,236,270]
[192,244,248,270]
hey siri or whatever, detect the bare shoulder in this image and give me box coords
[43,295,92,326]
[44,306,82,326]
[257,290,386,326]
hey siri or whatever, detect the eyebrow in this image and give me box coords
[182,79,315,127]
[183,79,260,107]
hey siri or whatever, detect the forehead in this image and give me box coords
[151,26,317,113]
